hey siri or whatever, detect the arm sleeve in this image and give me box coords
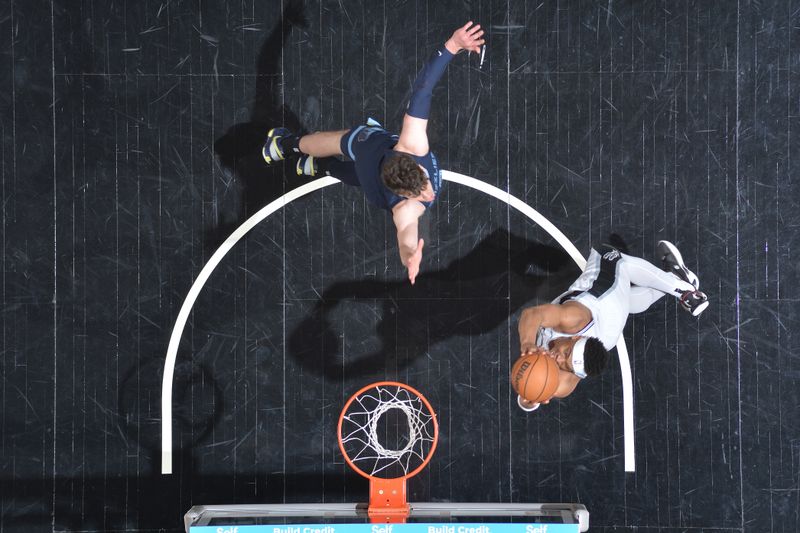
[406,45,455,119]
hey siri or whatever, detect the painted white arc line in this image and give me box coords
[161,171,635,474]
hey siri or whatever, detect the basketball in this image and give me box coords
[511,352,560,403]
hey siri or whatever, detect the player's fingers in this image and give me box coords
[461,21,473,31]
[468,24,481,34]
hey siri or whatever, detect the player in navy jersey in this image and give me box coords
[262,22,485,284]
[515,241,709,411]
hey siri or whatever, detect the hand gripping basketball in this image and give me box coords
[520,345,550,357]
[511,351,560,404]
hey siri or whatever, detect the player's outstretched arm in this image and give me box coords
[445,20,485,55]
[396,22,485,156]
[392,201,427,284]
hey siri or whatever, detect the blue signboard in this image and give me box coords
[191,524,579,533]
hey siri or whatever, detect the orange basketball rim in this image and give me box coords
[337,381,439,523]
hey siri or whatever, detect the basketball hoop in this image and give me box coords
[337,381,439,523]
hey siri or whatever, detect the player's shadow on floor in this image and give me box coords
[118,357,225,469]
[288,228,581,380]
[208,1,309,248]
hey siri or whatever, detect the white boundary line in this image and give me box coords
[161,171,635,474]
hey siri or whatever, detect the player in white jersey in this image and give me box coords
[515,241,709,411]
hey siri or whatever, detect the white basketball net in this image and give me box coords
[340,384,436,479]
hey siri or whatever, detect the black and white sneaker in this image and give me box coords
[657,240,699,289]
[261,127,293,164]
[296,155,318,177]
[679,290,709,317]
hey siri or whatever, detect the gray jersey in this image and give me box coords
[537,248,628,350]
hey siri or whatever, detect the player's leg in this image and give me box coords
[295,156,359,186]
[298,130,349,157]
[627,286,665,314]
[619,247,708,316]
[262,128,349,164]
[619,253,693,294]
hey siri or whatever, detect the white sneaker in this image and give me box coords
[658,240,699,289]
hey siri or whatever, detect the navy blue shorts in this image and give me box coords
[300,125,394,189]
[340,124,397,162]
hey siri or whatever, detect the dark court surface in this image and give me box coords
[2,1,799,531]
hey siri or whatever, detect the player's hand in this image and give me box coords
[406,238,425,285]
[517,396,539,411]
[446,21,485,54]
[520,344,549,357]
[517,395,551,412]
[520,342,538,354]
